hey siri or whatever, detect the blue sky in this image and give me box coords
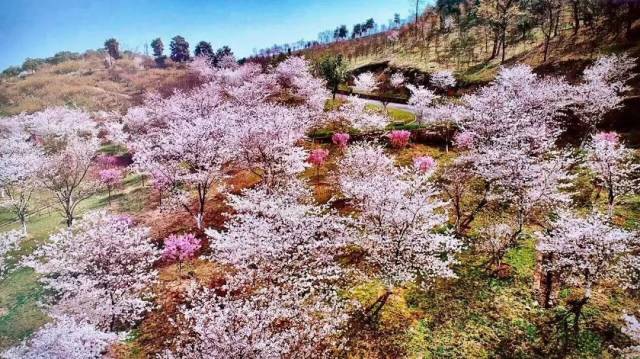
[0,0,412,70]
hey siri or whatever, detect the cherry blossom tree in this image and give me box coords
[407,84,439,121]
[2,315,118,359]
[0,130,43,233]
[387,130,411,148]
[98,168,124,205]
[162,279,350,359]
[24,211,159,331]
[151,169,173,206]
[40,137,100,227]
[586,131,639,217]
[228,104,311,189]
[132,112,231,229]
[162,233,201,273]
[570,54,637,134]
[430,70,456,91]
[413,156,436,173]
[274,56,329,111]
[4,108,98,227]
[330,96,389,131]
[164,183,355,357]
[353,71,379,93]
[390,72,405,88]
[339,143,460,318]
[621,313,640,357]
[308,148,330,182]
[537,211,635,331]
[332,132,350,149]
[0,230,25,277]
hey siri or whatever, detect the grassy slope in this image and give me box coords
[0,54,191,116]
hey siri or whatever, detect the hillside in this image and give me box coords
[0,54,199,116]
[1,3,640,358]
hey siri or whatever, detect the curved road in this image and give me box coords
[336,94,416,113]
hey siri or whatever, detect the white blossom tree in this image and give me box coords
[339,143,460,318]
[162,183,354,358]
[586,131,639,217]
[2,315,118,359]
[0,130,43,233]
[537,211,635,331]
[24,211,159,331]
[0,230,25,277]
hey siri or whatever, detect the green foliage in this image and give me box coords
[151,38,164,57]
[104,38,121,60]
[22,58,45,72]
[170,36,190,62]
[316,54,348,98]
[1,66,21,77]
[194,41,214,58]
[504,237,537,279]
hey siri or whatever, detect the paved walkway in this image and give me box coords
[336,94,416,113]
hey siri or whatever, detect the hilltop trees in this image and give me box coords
[104,38,121,63]
[151,37,166,67]
[170,36,190,62]
[194,41,214,59]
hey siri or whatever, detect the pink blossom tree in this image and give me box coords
[10,107,99,227]
[308,148,329,182]
[586,131,639,217]
[390,72,405,88]
[331,132,350,149]
[570,54,636,135]
[407,84,440,121]
[413,156,436,173]
[132,111,232,229]
[98,168,124,205]
[162,233,201,273]
[388,130,411,148]
[150,169,173,206]
[24,211,160,331]
[2,315,118,359]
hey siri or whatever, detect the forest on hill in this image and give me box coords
[0,1,640,358]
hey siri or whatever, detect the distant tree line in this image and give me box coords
[2,35,235,76]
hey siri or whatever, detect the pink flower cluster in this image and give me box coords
[151,170,172,191]
[331,133,350,149]
[162,233,201,263]
[595,131,619,144]
[388,130,411,148]
[413,156,436,173]
[98,168,124,186]
[454,131,475,150]
[308,148,330,167]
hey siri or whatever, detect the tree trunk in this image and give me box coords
[501,28,507,63]
[572,0,580,35]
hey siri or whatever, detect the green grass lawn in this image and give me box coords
[0,171,147,350]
